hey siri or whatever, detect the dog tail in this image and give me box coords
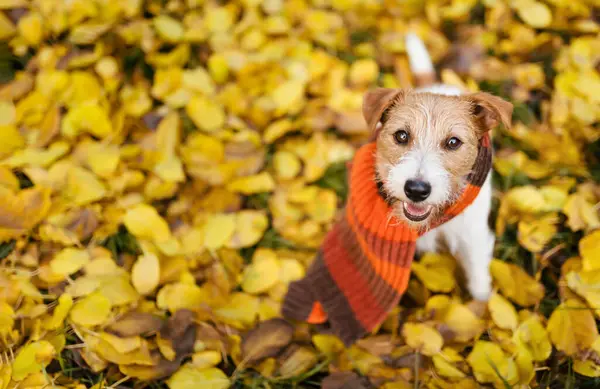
[405,33,436,87]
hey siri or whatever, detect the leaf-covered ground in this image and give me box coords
[0,0,599,388]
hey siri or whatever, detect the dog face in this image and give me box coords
[363,88,512,227]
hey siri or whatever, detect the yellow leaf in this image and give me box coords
[0,186,52,241]
[67,166,107,205]
[581,230,600,271]
[273,151,302,180]
[44,293,73,330]
[98,275,140,306]
[411,253,456,293]
[517,214,558,253]
[69,292,112,327]
[214,293,260,328]
[98,332,142,354]
[467,341,519,388]
[0,125,24,157]
[85,142,120,178]
[50,248,91,276]
[242,249,281,294]
[227,210,269,249]
[0,12,15,40]
[574,359,600,377]
[68,22,112,45]
[156,282,208,312]
[203,213,236,251]
[62,103,112,138]
[11,341,55,381]
[432,348,467,378]
[513,316,552,362]
[271,80,306,116]
[489,293,519,331]
[564,192,600,232]
[166,365,230,389]
[0,166,19,191]
[402,323,443,356]
[349,59,379,85]
[124,204,171,243]
[312,334,345,360]
[153,15,184,42]
[442,301,485,342]
[132,253,161,295]
[566,269,600,312]
[279,258,305,284]
[490,259,545,306]
[87,335,155,366]
[186,95,225,132]
[264,119,295,144]
[0,301,14,338]
[278,346,318,377]
[547,299,598,356]
[192,351,222,369]
[226,172,276,194]
[515,344,535,385]
[207,54,229,84]
[515,0,552,28]
[17,12,43,46]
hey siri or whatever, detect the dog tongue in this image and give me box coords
[405,202,430,216]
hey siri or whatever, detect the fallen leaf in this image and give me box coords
[241,318,294,364]
[106,311,164,337]
[69,292,112,327]
[166,365,230,389]
[467,341,519,389]
[11,341,56,381]
[490,259,545,306]
[402,323,443,356]
[132,252,160,295]
[489,293,519,331]
[547,299,598,356]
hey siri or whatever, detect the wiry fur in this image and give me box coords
[361,34,513,301]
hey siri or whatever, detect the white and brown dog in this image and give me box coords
[364,34,513,301]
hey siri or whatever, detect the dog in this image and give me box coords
[363,34,513,301]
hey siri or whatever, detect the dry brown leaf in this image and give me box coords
[241,318,294,364]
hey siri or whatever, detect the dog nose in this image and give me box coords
[404,179,431,202]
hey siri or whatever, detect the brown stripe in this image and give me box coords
[305,252,368,346]
[349,205,415,267]
[281,277,317,322]
[467,141,492,187]
[336,217,403,311]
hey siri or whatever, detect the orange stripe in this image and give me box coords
[444,183,478,217]
[345,205,412,293]
[306,302,328,323]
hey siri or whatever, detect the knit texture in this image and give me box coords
[282,134,492,346]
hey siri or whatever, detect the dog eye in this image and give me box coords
[393,130,410,145]
[445,137,462,150]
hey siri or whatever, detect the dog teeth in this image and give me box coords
[402,202,432,222]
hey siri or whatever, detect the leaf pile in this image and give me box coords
[0,0,599,388]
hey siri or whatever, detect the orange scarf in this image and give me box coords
[282,134,492,345]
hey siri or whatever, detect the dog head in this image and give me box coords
[363,88,512,227]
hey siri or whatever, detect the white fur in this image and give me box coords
[403,33,494,301]
[416,84,463,96]
[416,174,494,300]
[386,146,450,206]
[405,33,434,76]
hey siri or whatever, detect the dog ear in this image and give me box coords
[362,88,405,135]
[467,92,513,133]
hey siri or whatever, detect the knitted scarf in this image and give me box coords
[282,133,492,346]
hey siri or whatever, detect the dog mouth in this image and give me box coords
[402,202,433,222]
